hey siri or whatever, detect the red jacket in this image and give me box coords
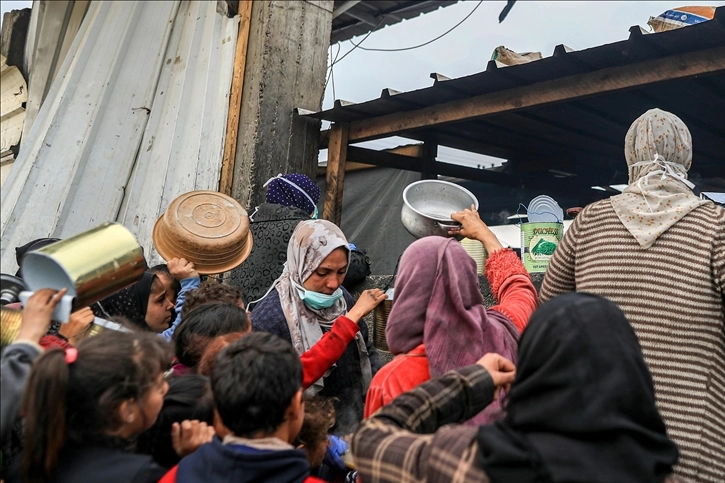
[301,315,360,390]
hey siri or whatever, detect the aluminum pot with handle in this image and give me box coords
[401,180,479,240]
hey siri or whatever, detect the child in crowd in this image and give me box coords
[8,331,211,483]
[171,303,251,376]
[159,332,325,483]
[137,375,215,469]
[159,258,202,341]
[93,272,175,333]
[293,397,336,469]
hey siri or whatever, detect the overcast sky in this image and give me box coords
[3,0,721,167]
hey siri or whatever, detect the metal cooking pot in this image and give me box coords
[401,180,479,239]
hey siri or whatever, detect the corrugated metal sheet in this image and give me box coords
[1,0,238,271]
[118,1,239,265]
[305,10,725,196]
[22,0,91,142]
[0,55,27,187]
[331,1,459,44]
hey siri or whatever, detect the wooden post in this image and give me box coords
[421,140,438,180]
[219,0,252,196]
[323,122,349,225]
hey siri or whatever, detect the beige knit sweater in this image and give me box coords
[541,199,725,483]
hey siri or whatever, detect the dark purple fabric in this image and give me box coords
[264,174,320,215]
[385,237,519,424]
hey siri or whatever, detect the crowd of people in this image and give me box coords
[0,108,722,483]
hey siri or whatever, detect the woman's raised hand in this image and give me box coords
[476,353,516,400]
[347,289,388,323]
[17,288,67,343]
[451,205,504,253]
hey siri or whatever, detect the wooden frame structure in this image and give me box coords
[300,10,725,225]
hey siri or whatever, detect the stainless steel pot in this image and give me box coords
[401,180,479,239]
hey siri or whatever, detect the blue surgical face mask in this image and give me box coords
[294,282,343,309]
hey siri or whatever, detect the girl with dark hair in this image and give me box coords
[171,303,251,376]
[13,331,174,482]
[93,272,175,333]
[137,375,215,469]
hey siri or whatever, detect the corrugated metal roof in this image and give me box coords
[306,9,725,198]
[331,0,459,44]
[1,0,238,271]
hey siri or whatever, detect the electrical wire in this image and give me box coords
[351,0,483,53]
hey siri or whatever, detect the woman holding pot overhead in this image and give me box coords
[251,219,383,435]
[365,207,537,423]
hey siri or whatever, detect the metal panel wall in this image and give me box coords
[1,0,239,271]
[118,1,239,265]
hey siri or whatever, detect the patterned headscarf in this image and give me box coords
[265,174,321,216]
[275,220,371,395]
[611,109,708,249]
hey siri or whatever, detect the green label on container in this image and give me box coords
[520,222,563,273]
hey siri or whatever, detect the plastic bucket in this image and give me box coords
[520,222,563,273]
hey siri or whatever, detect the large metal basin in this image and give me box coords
[402,180,479,239]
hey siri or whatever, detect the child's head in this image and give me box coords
[173,303,251,371]
[146,274,176,332]
[294,397,335,468]
[181,280,245,321]
[212,332,303,443]
[23,331,172,482]
[197,332,246,377]
[136,375,215,468]
[149,264,181,306]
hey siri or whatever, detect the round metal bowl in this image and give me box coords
[402,180,479,239]
[153,191,253,274]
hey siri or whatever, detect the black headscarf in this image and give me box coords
[476,293,678,483]
[14,237,62,277]
[93,272,157,330]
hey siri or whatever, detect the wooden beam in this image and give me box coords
[219,0,252,196]
[323,123,349,225]
[347,46,725,142]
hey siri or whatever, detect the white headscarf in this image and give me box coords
[611,109,708,249]
[275,219,371,395]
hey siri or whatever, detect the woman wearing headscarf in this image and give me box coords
[541,108,724,482]
[364,209,537,423]
[232,173,321,305]
[353,293,683,483]
[251,219,382,435]
[93,272,175,333]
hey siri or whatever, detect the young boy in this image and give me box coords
[159,332,324,483]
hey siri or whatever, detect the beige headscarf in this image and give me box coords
[276,219,371,395]
[611,109,708,249]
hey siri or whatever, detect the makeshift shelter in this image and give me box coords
[301,8,725,272]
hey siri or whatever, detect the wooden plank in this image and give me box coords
[322,122,349,225]
[219,0,252,196]
[347,46,725,142]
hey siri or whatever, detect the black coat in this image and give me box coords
[6,446,166,483]
[231,203,309,304]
